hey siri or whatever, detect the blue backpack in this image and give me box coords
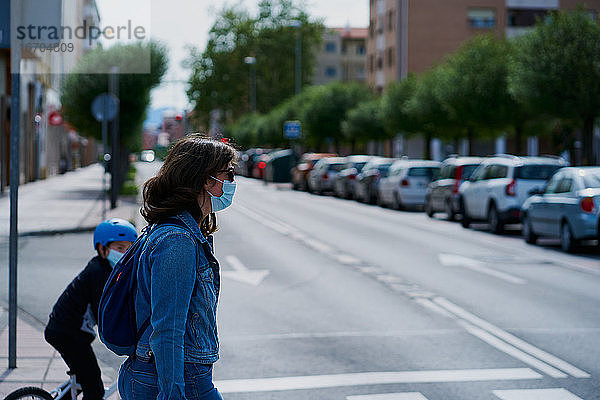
[98,218,188,356]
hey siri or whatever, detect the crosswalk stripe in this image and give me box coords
[347,393,429,400]
[493,388,584,400]
[214,368,542,393]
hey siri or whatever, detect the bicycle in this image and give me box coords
[3,371,118,400]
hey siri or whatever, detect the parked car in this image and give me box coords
[333,155,373,199]
[459,155,568,233]
[521,167,600,252]
[140,150,155,162]
[378,159,441,209]
[240,148,271,178]
[291,153,337,190]
[307,157,347,194]
[425,156,484,220]
[353,157,398,204]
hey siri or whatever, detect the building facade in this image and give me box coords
[313,27,368,85]
[0,0,100,190]
[366,0,600,159]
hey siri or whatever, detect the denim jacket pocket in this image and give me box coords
[185,267,219,359]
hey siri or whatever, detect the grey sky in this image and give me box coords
[96,0,369,110]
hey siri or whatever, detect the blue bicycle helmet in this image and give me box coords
[93,218,138,249]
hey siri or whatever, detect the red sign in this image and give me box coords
[48,111,63,126]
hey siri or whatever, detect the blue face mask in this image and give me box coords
[208,176,236,212]
[106,249,124,268]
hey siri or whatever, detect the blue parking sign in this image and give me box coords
[284,120,301,139]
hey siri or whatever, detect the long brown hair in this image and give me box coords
[141,134,237,237]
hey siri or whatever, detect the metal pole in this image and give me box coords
[295,26,302,95]
[101,116,107,220]
[109,67,119,209]
[250,62,256,113]
[9,47,22,370]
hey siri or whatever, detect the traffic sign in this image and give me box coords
[284,120,301,139]
[91,93,119,122]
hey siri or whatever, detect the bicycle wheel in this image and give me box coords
[3,387,53,400]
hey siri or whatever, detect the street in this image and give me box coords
[2,161,600,399]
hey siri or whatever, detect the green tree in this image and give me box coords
[382,74,419,137]
[436,34,514,154]
[509,8,600,164]
[342,97,389,152]
[186,0,324,127]
[61,41,168,150]
[404,66,455,158]
[299,82,372,151]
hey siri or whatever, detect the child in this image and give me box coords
[45,218,138,400]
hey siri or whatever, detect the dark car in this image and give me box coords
[333,155,373,199]
[291,153,338,190]
[353,157,397,204]
[425,156,483,220]
[264,149,296,183]
[240,148,271,178]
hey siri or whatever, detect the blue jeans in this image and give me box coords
[118,356,223,400]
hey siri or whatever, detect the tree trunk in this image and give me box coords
[467,127,474,156]
[583,116,596,166]
[514,125,523,155]
[424,133,432,159]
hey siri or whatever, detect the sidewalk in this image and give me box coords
[0,163,144,398]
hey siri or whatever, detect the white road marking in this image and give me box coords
[438,254,527,285]
[413,298,457,319]
[332,253,362,265]
[223,255,270,286]
[434,297,590,378]
[459,321,567,378]
[347,393,429,400]
[214,368,542,394]
[304,238,334,253]
[493,388,584,400]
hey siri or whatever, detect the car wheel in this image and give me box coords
[560,221,576,253]
[522,214,537,245]
[445,200,455,221]
[425,198,434,218]
[488,204,503,234]
[460,199,471,228]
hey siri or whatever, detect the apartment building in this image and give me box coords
[313,27,368,85]
[368,0,600,91]
[366,0,600,159]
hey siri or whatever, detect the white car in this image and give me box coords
[378,159,441,209]
[459,155,568,233]
[307,157,347,194]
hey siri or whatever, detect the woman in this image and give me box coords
[118,134,237,400]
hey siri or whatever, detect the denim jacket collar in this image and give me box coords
[172,211,207,244]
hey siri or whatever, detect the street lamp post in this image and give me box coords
[289,20,302,95]
[244,56,257,113]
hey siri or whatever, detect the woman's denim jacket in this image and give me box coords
[133,211,220,400]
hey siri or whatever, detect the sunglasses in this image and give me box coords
[216,168,235,182]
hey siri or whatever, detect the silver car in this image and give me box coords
[307,157,347,194]
[521,167,600,252]
[378,159,441,209]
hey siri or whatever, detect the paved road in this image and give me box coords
[2,163,599,400]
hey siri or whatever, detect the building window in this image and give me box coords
[325,42,337,52]
[387,47,394,68]
[507,9,548,27]
[468,9,496,28]
[369,55,374,73]
[325,67,337,77]
[377,56,383,70]
[387,10,394,31]
[357,45,366,55]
